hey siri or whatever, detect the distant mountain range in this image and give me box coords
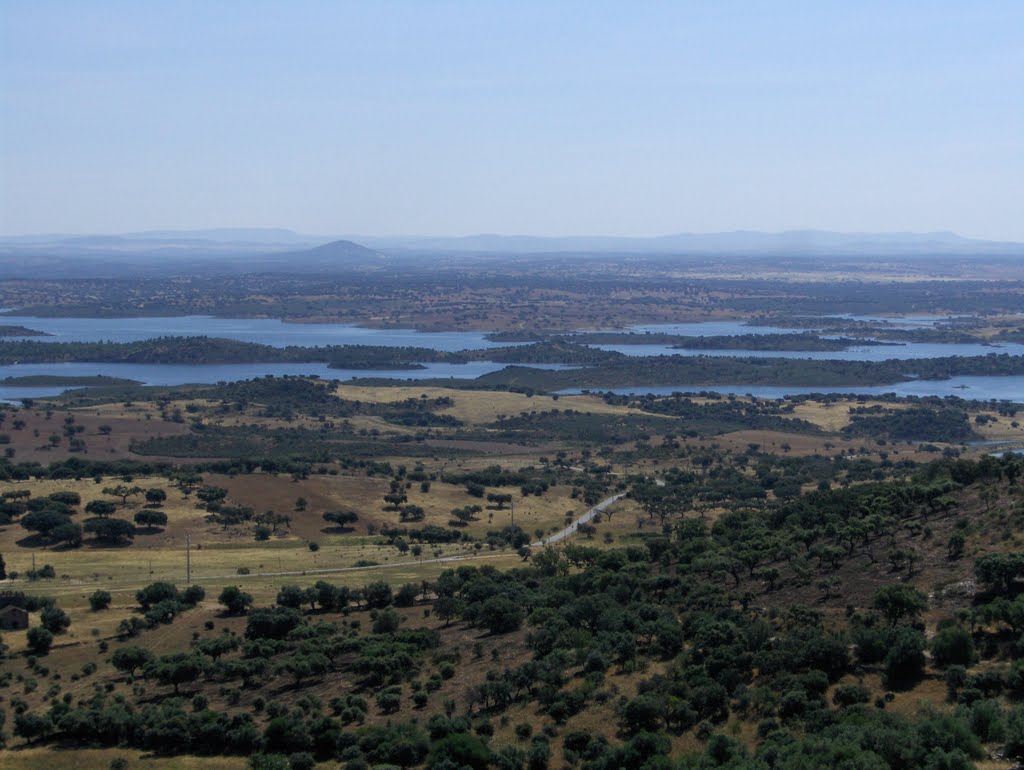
[0,229,1021,278]
[350,230,1024,256]
[0,227,317,247]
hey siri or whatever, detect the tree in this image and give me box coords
[193,633,240,660]
[383,492,407,509]
[873,585,928,626]
[145,488,167,506]
[85,517,135,545]
[85,500,117,518]
[14,712,52,744]
[759,567,781,591]
[930,624,976,668]
[494,745,527,770]
[375,686,402,714]
[136,581,179,609]
[181,584,205,606]
[149,653,204,694]
[427,733,492,770]
[134,509,168,530]
[197,486,228,507]
[48,491,81,506]
[433,595,463,627]
[20,509,73,541]
[276,584,308,609]
[364,581,393,609]
[102,484,143,506]
[26,626,53,654]
[50,521,83,547]
[976,552,1024,597]
[487,493,513,510]
[312,580,338,611]
[981,485,999,512]
[40,605,70,633]
[89,589,112,611]
[0,552,5,580]
[948,531,966,560]
[287,753,315,770]
[372,608,401,634]
[480,595,523,634]
[633,482,690,527]
[832,683,871,707]
[527,736,552,770]
[172,471,203,494]
[262,713,313,755]
[245,607,303,640]
[111,645,155,677]
[884,626,926,689]
[323,510,358,529]
[219,585,254,615]
[451,506,480,526]
[117,617,146,639]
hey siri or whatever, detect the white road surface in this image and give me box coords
[532,492,626,546]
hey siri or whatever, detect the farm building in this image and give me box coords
[0,604,28,630]
[0,591,29,630]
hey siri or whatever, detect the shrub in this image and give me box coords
[931,625,976,668]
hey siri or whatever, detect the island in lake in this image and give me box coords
[0,374,141,387]
[0,324,50,337]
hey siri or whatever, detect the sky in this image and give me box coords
[1,1,1022,239]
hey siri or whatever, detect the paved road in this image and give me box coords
[532,492,626,546]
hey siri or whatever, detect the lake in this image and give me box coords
[0,361,574,402]
[0,314,511,350]
[584,318,1023,361]
[593,340,1024,362]
[1,314,1022,403]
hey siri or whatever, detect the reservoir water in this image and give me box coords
[1,314,1022,403]
[0,361,574,402]
[0,314,510,350]
[593,341,1024,361]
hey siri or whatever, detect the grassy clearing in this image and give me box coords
[788,399,907,432]
[0,404,191,463]
[1,467,570,622]
[974,410,1024,443]
[333,384,640,425]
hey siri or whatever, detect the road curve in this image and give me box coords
[532,492,626,547]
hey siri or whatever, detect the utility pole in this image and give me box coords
[185,533,191,584]
[510,499,515,528]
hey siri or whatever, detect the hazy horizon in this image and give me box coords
[0,226,1017,244]
[3,2,1022,240]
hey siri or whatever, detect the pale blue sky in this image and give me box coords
[1,1,1022,239]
